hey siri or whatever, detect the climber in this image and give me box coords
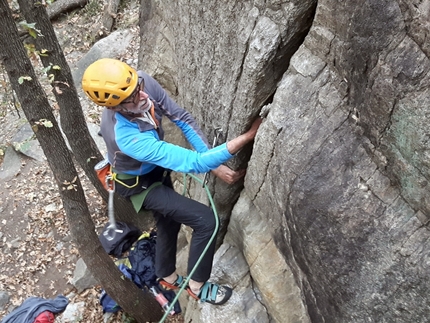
[82,58,262,305]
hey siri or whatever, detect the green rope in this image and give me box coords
[158,173,219,323]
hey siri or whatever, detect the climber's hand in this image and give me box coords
[212,165,246,185]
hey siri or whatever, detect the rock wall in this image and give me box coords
[139,0,430,322]
[139,0,316,241]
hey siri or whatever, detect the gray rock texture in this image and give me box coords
[184,243,271,323]
[0,291,10,311]
[71,258,99,293]
[225,191,310,323]
[140,0,317,244]
[136,0,429,322]
[70,29,135,90]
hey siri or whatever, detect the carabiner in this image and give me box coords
[203,128,223,187]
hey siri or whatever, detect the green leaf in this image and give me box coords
[24,43,37,54]
[18,21,37,29]
[18,21,43,38]
[38,49,49,57]
[41,65,51,74]
[18,76,32,84]
[29,29,37,39]
[39,119,53,128]
[14,141,31,153]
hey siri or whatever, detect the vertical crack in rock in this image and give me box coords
[252,125,283,202]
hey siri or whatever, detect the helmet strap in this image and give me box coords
[118,99,152,117]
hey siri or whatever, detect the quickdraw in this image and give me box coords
[203,127,223,187]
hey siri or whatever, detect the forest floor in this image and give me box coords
[0,1,183,322]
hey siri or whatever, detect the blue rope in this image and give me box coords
[158,173,219,323]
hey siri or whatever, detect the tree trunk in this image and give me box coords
[47,0,88,20]
[101,0,121,32]
[0,1,161,322]
[16,0,152,229]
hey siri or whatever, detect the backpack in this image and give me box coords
[99,290,121,313]
[99,234,181,314]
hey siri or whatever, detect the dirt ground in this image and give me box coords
[0,1,184,322]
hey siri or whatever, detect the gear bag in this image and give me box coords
[99,233,181,315]
[98,221,141,258]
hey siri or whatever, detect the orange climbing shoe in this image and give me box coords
[158,275,185,291]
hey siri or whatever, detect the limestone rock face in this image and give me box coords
[139,0,430,322]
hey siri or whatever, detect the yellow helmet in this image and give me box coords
[82,58,138,107]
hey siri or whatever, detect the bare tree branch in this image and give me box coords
[47,0,88,20]
[101,0,120,32]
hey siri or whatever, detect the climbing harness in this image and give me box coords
[95,125,225,320]
[96,164,221,319]
[95,160,167,241]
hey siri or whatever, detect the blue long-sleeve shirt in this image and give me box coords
[100,71,232,175]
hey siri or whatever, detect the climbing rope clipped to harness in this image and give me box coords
[158,173,220,323]
[94,127,224,322]
[159,128,224,323]
[95,159,221,322]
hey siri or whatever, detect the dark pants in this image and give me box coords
[142,176,218,283]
